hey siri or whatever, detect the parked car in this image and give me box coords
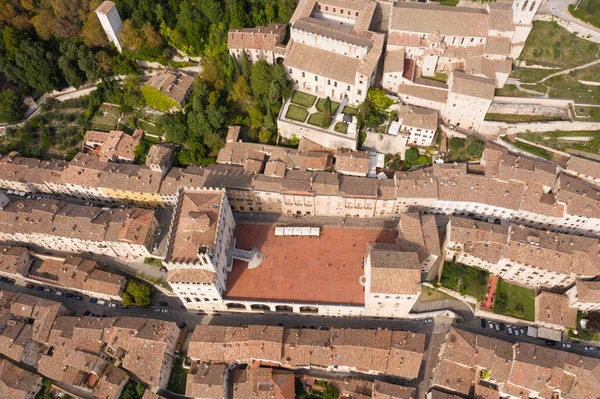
[89,298,98,303]
[119,305,128,309]
[157,229,162,236]
[83,310,91,316]
[519,328,525,335]
[97,300,106,306]
[44,287,52,293]
[26,284,34,289]
[74,295,83,301]
[159,267,167,273]
[35,286,44,291]
[584,346,595,351]
[514,328,520,336]
[108,303,118,308]
[6,279,15,285]
[161,308,168,313]
[154,308,161,313]
[499,323,505,331]
[178,322,186,329]
[56,291,63,296]
[481,319,487,328]
[545,340,557,346]
[489,322,494,330]
[159,301,169,307]
[0,277,8,283]
[152,242,159,252]
[562,343,571,348]
[65,293,74,298]
[494,323,500,331]
[508,327,513,335]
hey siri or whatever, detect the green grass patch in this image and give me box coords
[484,113,564,123]
[440,262,489,301]
[167,357,188,395]
[307,113,328,128]
[316,98,340,114]
[136,119,163,136]
[516,130,600,156]
[291,91,317,108]
[492,279,536,321]
[91,105,121,131]
[446,136,485,162]
[511,68,556,84]
[569,1,600,29]
[334,122,348,134]
[495,84,543,98]
[518,21,600,69]
[144,257,164,268]
[141,85,181,112]
[285,105,309,122]
[542,64,600,104]
[418,285,456,302]
[572,105,600,122]
[136,273,173,292]
[422,72,449,83]
[342,106,358,116]
[501,136,552,159]
[433,0,458,5]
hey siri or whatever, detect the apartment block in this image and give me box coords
[83,130,144,163]
[535,291,577,331]
[0,198,158,260]
[228,24,287,65]
[566,280,600,312]
[188,325,425,380]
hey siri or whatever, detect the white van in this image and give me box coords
[97,300,106,306]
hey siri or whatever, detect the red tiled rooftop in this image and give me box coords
[225,224,397,305]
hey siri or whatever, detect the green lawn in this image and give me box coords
[334,122,348,134]
[422,72,449,83]
[136,119,163,136]
[492,279,536,321]
[342,106,358,116]
[446,136,485,162]
[516,130,600,156]
[510,68,556,84]
[291,91,317,108]
[518,21,600,69]
[484,113,564,123]
[285,105,309,122]
[167,358,188,394]
[315,98,340,114]
[542,64,600,104]
[307,113,329,128]
[144,257,164,268]
[495,84,543,98]
[572,105,600,122]
[502,136,553,160]
[91,104,121,131]
[440,262,489,301]
[569,0,600,29]
[433,0,458,5]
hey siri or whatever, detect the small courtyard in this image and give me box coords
[283,90,358,136]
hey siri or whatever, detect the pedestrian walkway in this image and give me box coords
[481,275,499,312]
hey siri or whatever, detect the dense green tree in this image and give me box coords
[250,60,273,100]
[14,40,60,92]
[322,97,332,128]
[0,89,23,123]
[368,88,395,111]
[241,50,252,82]
[160,113,188,144]
[124,280,152,308]
[231,76,253,108]
[264,104,275,131]
[258,127,272,143]
[404,146,420,168]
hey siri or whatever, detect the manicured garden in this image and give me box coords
[446,136,485,162]
[440,262,489,301]
[334,122,348,134]
[342,106,358,115]
[307,113,326,127]
[492,279,536,321]
[286,105,309,122]
[291,90,317,108]
[167,357,188,394]
[316,98,339,114]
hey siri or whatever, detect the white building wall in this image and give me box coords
[442,93,492,130]
[290,27,369,59]
[566,285,600,312]
[96,5,124,53]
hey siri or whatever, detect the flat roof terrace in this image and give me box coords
[224,224,397,305]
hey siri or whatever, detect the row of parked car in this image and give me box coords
[0,276,16,285]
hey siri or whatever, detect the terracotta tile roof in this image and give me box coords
[29,255,125,297]
[575,280,600,303]
[0,245,30,276]
[165,190,225,265]
[449,217,509,264]
[567,155,600,180]
[84,130,142,162]
[146,71,194,105]
[438,172,524,210]
[372,380,416,399]
[264,160,287,178]
[397,105,438,131]
[433,359,475,395]
[95,1,116,15]
[335,150,370,175]
[94,365,129,399]
[399,213,440,256]
[228,24,286,51]
[449,71,495,101]
[284,41,360,84]
[506,224,600,277]
[397,83,448,104]
[0,358,42,399]
[535,292,577,328]
[485,36,511,56]
[557,173,600,218]
[391,3,490,37]
[232,367,294,399]
[339,175,378,197]
[186,362,226,399]
[0,156,68,186]
[395,168,439,199]
[293,17,372,47]
[488,2,514,32]
[367,243,421,295]
[383,49,405,74]
[146,144,173,168]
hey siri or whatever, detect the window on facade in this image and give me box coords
[302,72,305,78]
[333,8,336,12]
[314,75,318,82]
[347,85,350,91]
[334,81,337,87]
[327,79,331,85]
[357,90,362,95]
